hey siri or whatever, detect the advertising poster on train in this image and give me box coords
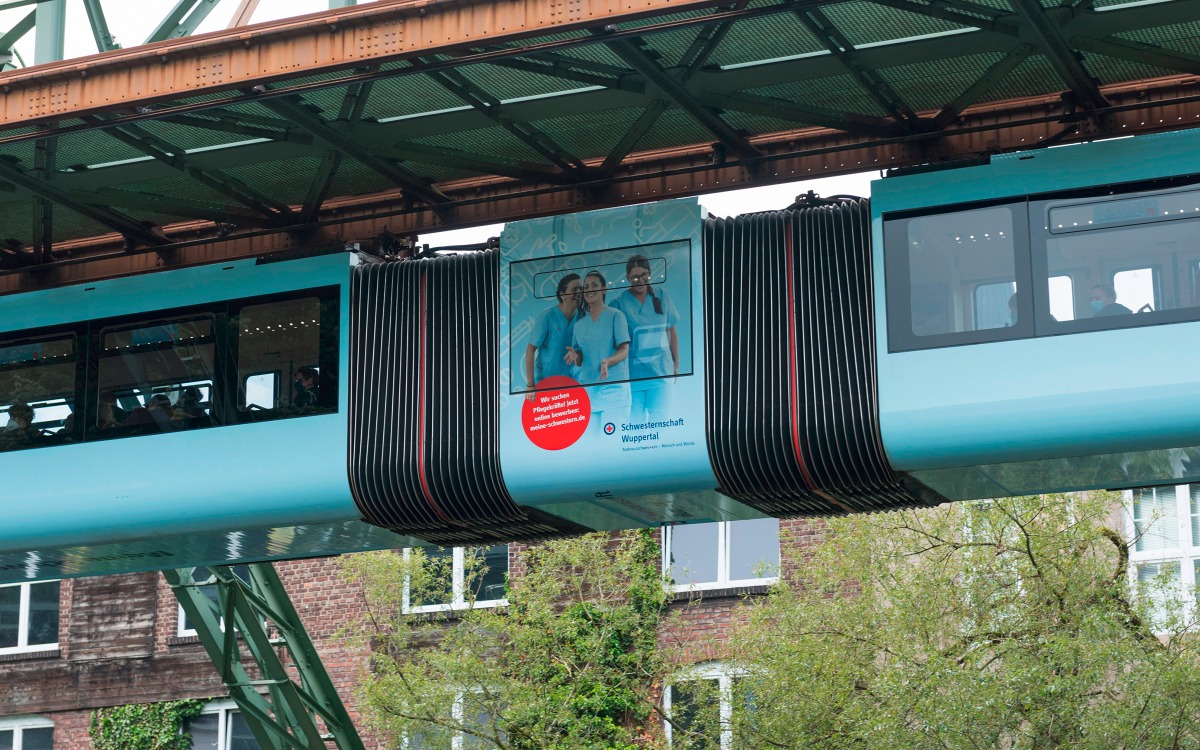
[498,199,729,530]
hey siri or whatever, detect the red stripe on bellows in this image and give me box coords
[782,219,859,511]
[417,272,452,524]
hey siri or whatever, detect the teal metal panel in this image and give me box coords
[870,129,1200,487]
[0,254,362,557]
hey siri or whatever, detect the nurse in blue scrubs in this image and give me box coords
[524,273,583,399]
[610,254,680,421]
[565,270,631,432]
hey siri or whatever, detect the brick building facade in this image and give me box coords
[0,517,822,749]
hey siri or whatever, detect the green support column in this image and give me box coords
[164,564,366,750]
[329,0,356,7]
[33,0,64,64]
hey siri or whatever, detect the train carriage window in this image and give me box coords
[1036,184,1200,332]
[0,334,78,453]
[1113,267,1159,314]
[1048,275,1075,321]
[884,203,1031,350]
[95,316,216,437]
[235,293,337,420]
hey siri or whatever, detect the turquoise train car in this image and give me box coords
[0,253,422,583]
[6,127,1200,584]
[873,128,1200,499]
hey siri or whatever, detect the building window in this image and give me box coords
[0,716,54,750]
[182,700,260,750]
[407,691,498,750]
[665,664,748,750]
[664,519,780,591]
[0,580,59,655]
[1125,484,1200,629]
[177,566,250,637]
[403,546,509,613]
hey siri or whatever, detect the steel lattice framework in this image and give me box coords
[1,0,1200,290]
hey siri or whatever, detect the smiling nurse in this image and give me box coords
[565,270,632,434]
[610,254,680,421]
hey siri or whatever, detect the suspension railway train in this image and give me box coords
[3,128,1200,583]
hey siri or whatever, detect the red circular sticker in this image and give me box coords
[522,376,590,450]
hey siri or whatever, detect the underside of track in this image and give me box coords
[2,0,1200,290]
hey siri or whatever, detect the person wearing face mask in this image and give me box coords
[1090,283,1132,317]
[293,366,319,408]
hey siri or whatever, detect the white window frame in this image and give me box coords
[403,546,509,614]
[1124,484,1196,630]
[664,663,741,750]
[403,688,498,750]
[182,699,251,750]
[0,580,59,655]
[662,520,780,593]
[0,715,54,750]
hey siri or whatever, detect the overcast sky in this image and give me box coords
[0,0,878,245]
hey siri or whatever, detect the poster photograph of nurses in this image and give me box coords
[509,240,694,435]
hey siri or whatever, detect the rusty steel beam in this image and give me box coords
[0,0,738,131]
[4,75,1200,292]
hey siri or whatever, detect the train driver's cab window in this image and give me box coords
[0,334,78,453]
[95,316,215,437]
[235,294,336,420]
[1037,184,1200,331]
[885,204,1029,350]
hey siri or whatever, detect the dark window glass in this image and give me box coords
[906,206,1017,336]
[1037,184,1200,332]
[0,586,18,649]
[236,296,335,419]
[884,203,1030,351]
[0,334,77,453]
[413,547,455,609]
[467,546,509,602]
[96,316,215,436]
[0,729,10,750]
[228,712,261,750]
[26,581,59,647]
[183,713,219,749]
[671,679,721,749]
[22,727,53,750]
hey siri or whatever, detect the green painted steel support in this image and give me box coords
[81,0,118,52]
[329,0,356,7]
[0,10,34,70]
[145,0,223,45]
[164,564,366,750]
[32,0,63,64]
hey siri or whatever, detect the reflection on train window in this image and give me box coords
[903,205,1018,337]
[236,296,331,417]
[96,316,215,436]
[1041,186,1200,328]
[0,335,77,453]
[973,281,1016,330]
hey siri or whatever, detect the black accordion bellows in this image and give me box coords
[704,201,942,516]
[348,252,586,546]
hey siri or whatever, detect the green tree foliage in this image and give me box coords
[708,492,1200,750]
[342,529,673,749]
[89,699,206,750]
